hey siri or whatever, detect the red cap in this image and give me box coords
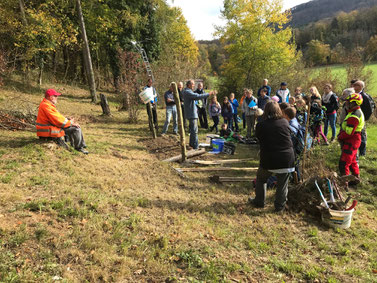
[45,89,61,97]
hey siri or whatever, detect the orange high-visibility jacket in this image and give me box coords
[36,98,71,138]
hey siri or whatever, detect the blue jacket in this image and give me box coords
[230,99,239,114]
[257,85,271,97]
[257,95,270,110]
[183,88,209,119]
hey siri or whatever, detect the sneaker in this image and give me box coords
[76,148,89,154]
[160,133,166,137]
[330,137,335,143]
[248,197,264,208]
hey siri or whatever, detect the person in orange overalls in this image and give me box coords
[338,93,364,185]
[36,89,88,154]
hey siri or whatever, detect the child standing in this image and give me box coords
[322,83,339,142]
[229,93,239,132]
[310,99,328,145]
[222,97,234,129]
[242,89,258,138]
[208,95,221,133]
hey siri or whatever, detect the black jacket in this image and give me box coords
[256,118,295,170]
[322,94,338,114]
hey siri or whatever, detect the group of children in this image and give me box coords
[208,82,342,149]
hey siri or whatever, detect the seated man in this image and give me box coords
[36,89,88,154]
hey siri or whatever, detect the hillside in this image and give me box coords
[0,79,377,281]
[290,0,377,27]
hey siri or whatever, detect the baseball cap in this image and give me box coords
[45,89,61,97]
[281,82,287,86]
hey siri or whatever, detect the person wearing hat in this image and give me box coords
[275,82,290,104]
[36,89,88,154]
[338,93,365,185]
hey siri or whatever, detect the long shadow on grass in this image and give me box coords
[3,78,42,95]
[149,199,277,217]
[0,136,38,148]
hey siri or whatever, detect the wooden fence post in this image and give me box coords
[147,102,157,139]
[171,82,186,162]
[301,101,311,181]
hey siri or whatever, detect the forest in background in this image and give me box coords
[0,0,376,109]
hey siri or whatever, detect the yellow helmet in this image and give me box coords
[347,93,363,106]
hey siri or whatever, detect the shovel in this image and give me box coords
[326,178,336,203]
[315,180,329,209]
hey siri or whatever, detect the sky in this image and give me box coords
[168,0,312,41]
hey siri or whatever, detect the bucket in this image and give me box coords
[139,88,154,104]
[211,139,224,153]
[321,206,355,229]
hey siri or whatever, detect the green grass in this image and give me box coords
[313,62,377,95]
[0,78,376,281]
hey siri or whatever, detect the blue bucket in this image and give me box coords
[212,139,225,153]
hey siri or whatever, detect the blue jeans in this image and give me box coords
[324,113,337,139]
[232,114,239,132]
[162,105,178,134]
[188,118,198,149]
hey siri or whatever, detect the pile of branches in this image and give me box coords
[0,110,36,131]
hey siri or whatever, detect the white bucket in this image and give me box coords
[139,88,154,104]
[321,207,354,229]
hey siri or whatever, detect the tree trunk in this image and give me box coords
[76,0,97,103]
[19,0,27,25]
[100,93,111,115]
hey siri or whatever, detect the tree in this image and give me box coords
[76,0,97,103]
[305,40,330,66]
[217,0,297,93]
[365,35,377,61]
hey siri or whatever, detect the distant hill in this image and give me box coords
[290,0,377,27]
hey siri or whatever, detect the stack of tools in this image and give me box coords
[288,174,358,229]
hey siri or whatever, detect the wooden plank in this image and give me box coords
[163,148,206,163]
[210,176,253,183]
[189,158,254,165]
[176,167,258,172]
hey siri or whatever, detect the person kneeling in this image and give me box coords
[36,89,88,154]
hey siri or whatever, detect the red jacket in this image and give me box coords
[36,98,71,138]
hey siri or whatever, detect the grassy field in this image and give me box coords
[0,79,377,282]
[313,62,377,95]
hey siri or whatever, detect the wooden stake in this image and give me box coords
[301,101,311,181]
[171,82,186,162]
[210,176,253,183]
[176,167,258,173]
[189,158,254,165]
[163,148,205,163]
[147,102,157,139]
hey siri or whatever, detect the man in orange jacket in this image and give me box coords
[36,89,88,154]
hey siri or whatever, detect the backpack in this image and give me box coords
[360,92,375,121]
[291,124,306,156]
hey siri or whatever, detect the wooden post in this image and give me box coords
[171,82,187,162]
[147,102,156,139]
[100,93,111,115]
[301,101,311,181]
